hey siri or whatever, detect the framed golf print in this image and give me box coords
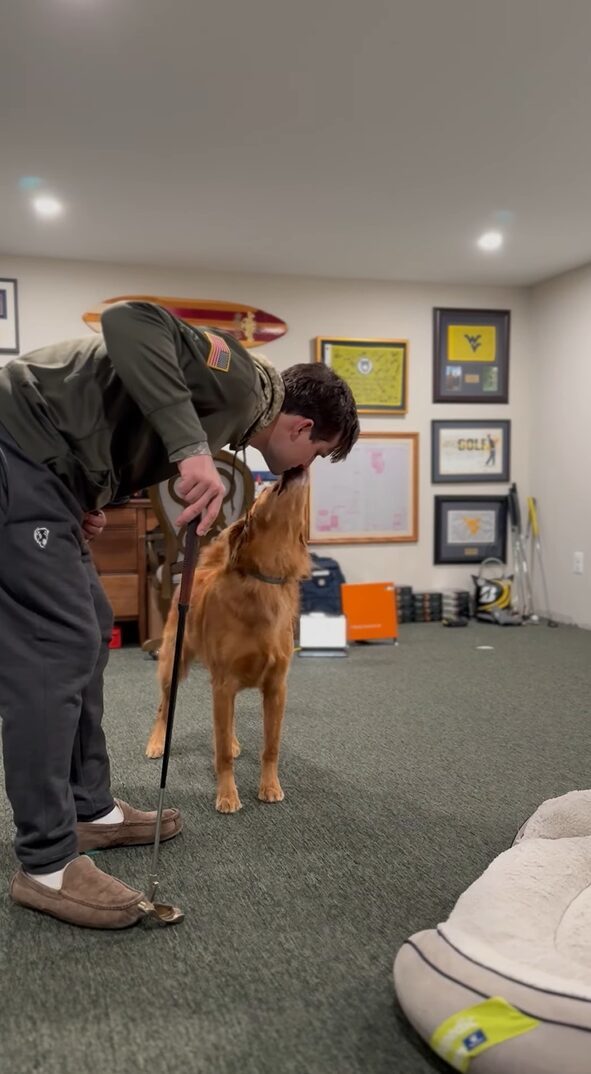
[433,308,510,403]
[315,337,408,415]
[0,278,19,355]
[309,432,418,544]
[434,495,508,564]
[432,420,511,483]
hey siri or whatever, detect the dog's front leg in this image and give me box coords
[213,681,242,813]
[259,667,288,803]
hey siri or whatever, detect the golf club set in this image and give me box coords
[474,484,556,628]
[509,483,557,626]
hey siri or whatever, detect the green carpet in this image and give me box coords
[2,622,591,1074]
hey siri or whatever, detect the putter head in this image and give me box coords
[138,898,185,927]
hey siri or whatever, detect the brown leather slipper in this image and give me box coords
[10,856,149,929]
[77,799,182,852]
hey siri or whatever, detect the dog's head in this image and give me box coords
[227,467,310,580]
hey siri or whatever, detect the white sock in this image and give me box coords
[23,806,124,888]
[25,865,67,890]
[89,803,124,825]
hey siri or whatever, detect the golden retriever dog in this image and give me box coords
[145,467,310,813]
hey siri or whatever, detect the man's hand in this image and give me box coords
[82,510,107,542]
[176,454,225,535]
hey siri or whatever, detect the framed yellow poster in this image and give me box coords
[315,337,408,415]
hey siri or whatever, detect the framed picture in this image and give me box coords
[315,337,408,415]
[0,278,19,355]
[433,308,510,403]
[434,495,508,565]
[432,420,511,483]
[309,432,418,544]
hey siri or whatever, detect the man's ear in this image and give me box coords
[290,416,314,441]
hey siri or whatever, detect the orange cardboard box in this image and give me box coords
[341,583,398,642]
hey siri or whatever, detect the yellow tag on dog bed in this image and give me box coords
[430,996,539,1072]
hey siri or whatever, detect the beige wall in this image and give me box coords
[530,264,591,628]
[0,254,532,592]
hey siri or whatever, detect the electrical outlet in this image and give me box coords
[574,551,584,574]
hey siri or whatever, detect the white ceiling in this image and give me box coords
[2,0,591,286]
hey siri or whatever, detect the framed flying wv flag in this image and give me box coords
[433,308,510,403]
[434,495,508,564]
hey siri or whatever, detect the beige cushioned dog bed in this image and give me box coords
[393,791,591,1072]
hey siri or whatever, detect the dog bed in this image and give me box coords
[393,790,591,1072]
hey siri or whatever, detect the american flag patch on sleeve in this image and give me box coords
[204,331,232,372]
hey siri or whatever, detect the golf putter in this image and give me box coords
[142,517,200,927]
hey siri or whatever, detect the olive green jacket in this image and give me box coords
[0,301,284,510]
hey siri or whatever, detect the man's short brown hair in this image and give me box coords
[280,364,359,462]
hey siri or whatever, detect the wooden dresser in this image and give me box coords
[90,499,157,645]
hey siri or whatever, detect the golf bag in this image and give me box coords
[472,558,520,625]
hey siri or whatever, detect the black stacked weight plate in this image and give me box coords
[396,585,415,623]
[443,589,471,619]
[413,592,443,622]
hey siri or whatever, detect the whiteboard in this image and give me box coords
[308,433,418,544]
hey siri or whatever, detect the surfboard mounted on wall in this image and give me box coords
[82,295,288,348]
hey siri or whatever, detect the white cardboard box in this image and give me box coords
[299,613,347,654]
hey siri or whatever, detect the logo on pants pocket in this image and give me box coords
[34,527,50,548]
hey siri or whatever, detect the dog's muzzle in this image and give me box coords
[279,467,307,492]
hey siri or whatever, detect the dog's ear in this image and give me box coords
[228,517,247,545]
[227,516,248,563]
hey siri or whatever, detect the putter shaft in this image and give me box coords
[146,520,199,907]
[148,786,167,902]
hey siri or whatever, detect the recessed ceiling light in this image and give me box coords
[33,195,64,219]
[477,230,503,252]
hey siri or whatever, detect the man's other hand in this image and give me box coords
[82,510,107,542]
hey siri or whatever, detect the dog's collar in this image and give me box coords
[243,568,289,586]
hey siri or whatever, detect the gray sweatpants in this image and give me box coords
[0,426,115,874]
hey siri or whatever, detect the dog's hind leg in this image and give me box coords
[212,679,242,813]
[258,662,289,804]
[145,616,192,759]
